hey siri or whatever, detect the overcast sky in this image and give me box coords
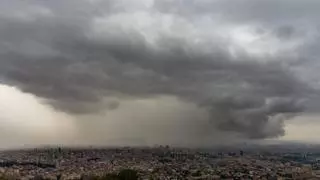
[1,0,320,148]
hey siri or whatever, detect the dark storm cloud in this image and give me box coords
[202,96,304,139]
[0,0,318,140]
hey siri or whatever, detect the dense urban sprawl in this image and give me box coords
[0,145,320,179]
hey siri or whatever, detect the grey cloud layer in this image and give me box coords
[0,0,318,140]
[155,0,320,23]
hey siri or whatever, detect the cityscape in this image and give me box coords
[1,144,320,179]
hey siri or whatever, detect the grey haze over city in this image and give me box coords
[1,0,320,148]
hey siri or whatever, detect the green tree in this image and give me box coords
[118,169,138,180]
[100,173,119,180]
